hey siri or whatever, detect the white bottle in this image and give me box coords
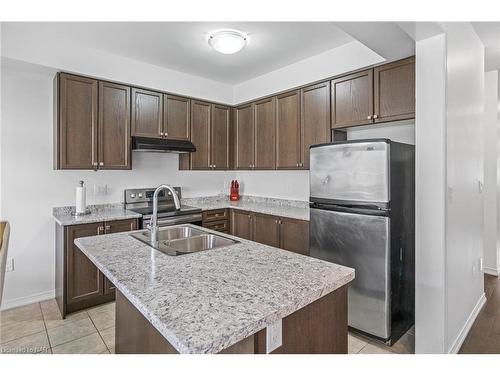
[75,180,87,214]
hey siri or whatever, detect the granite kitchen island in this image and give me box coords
[75,225,354,354]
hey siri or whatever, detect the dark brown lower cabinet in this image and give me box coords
[253,213,280,248]
[230,210,253,240]
[66,222,103,306]
[202,209,230,234]
[56,218,138,317]
[230,209,309,255]
[279,217,310,256]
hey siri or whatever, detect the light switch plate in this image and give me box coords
[266,319,282,353]
[6,258,14,272]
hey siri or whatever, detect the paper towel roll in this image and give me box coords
[76,181,86,214]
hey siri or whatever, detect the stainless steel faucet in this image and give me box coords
[149,184,181,244]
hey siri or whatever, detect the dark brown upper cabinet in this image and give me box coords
[163,94,190,140]
[56,73,98,169]
[374,56,415,123]
[301,81,331,169]
[189,100,212,170]
[131,88,163,138]
[98,81,131,170]
[254,97,276,170]
[211,104,231,170]
[331,69,374,129]
[276,90,301,170]
[234,104,255,170]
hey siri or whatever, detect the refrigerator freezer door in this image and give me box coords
[310,141,390,204]
[310,207,391,339]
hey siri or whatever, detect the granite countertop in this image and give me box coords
[182,195,310,221]
[75,225,354,354]
[52,204,142,226]
[53,195,310,226]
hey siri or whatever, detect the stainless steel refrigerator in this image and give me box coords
[309,139,414,345]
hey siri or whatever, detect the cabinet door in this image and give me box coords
[230,210,253,240]
[301,81,331,169]
[253,213,280,248]
[331,69,373,129]
[58,73,98,169]
[104,218,138,234]
[131,88,163,138]
[234,104,254,169]
[211,104,231,170]
[66,222,103,305]
[163,94,190,140]
[279,218,310,256]
[190,100,211,170]
[276,90,301,169]
[103,219,138,294]
[374,57,415,123]
[98,81,131,170]
[254,97,276,169]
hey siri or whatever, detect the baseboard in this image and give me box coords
[0,289,55,311]
[447,293,486,354]
[483,267,500,276]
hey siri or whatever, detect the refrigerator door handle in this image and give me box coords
[310,202,390,216]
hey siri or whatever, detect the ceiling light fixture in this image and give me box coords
[207,29,248,55]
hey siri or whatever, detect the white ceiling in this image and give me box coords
[4,22,354,84]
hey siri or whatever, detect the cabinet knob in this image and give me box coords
[160,132,164,137]
[367,115,372,120]
[373,114,379,119]
[165,132,169,136]
[99,162,104,166]
[296,163,299,167]
[105,225,111,231]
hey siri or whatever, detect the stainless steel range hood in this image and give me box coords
[132,136,196,153]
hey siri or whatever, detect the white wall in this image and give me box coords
[443,22,485,353]
[0,24,234,104]
[232,41,384,104]
[415,24,486,354]
[347,120,415,145]
[415,33,448,354]
[0,59,235,309]
[483,70,499,275]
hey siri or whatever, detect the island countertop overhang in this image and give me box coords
[74,225,354,354]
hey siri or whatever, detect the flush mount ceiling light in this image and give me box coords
[207,29,248,55]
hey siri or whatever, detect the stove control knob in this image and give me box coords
[130,193,136,198]
[138,193,143,198]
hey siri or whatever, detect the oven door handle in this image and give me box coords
[153,213,203,227]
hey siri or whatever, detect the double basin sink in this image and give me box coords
[129,225,238,256]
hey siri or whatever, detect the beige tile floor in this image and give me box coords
[1,298,414,354]
[0,299,115,354]
[348,326,415,354]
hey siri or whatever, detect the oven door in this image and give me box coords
[141,213,203,229]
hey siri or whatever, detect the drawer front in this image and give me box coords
[203,219,229,233]
[202,209,228,223]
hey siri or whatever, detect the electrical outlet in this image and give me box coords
[266,319,282,353]
[93,184,108,196]
[6,258,14,272]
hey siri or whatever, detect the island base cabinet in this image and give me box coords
[115,285,347,354]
